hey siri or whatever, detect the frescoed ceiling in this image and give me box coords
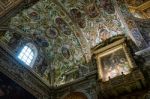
[58,0,125,47]
[4,0,126,85]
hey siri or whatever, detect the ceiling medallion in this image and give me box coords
[101,0,115,14]
[86,3,99,18]
[70,8,86,28]
[70,8,81,19]
[55,17,71,35]
[61,45,71,59]
[46,26,58,39]
[28,10,40,20]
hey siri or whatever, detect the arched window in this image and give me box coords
[18,43,37,67]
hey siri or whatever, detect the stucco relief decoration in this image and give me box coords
[70,8,86,28]
[55,17,71,35]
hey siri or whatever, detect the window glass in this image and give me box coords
[18,44,36,67]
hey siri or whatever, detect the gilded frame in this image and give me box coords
[93,38,135,82]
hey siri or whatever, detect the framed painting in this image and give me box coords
[94,38,135,81]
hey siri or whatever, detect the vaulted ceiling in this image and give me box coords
[3,0,127,85]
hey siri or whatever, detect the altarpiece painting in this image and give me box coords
[94,38,134,81]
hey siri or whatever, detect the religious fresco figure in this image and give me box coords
[55,17,71,35]
[86,3,99,18]
[100,0,115,14]
[61,45,71,59]
[98,25,111,41]
[46,26,58,39]
[99,29,111,41]
[70,8,81,19]
[70,8,86,28]
[27,9,40,20]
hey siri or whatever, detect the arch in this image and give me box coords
[18,43,38,67]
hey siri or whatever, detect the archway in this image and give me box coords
[63,92,88,99]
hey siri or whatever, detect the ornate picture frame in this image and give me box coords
[93,38,135,82]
